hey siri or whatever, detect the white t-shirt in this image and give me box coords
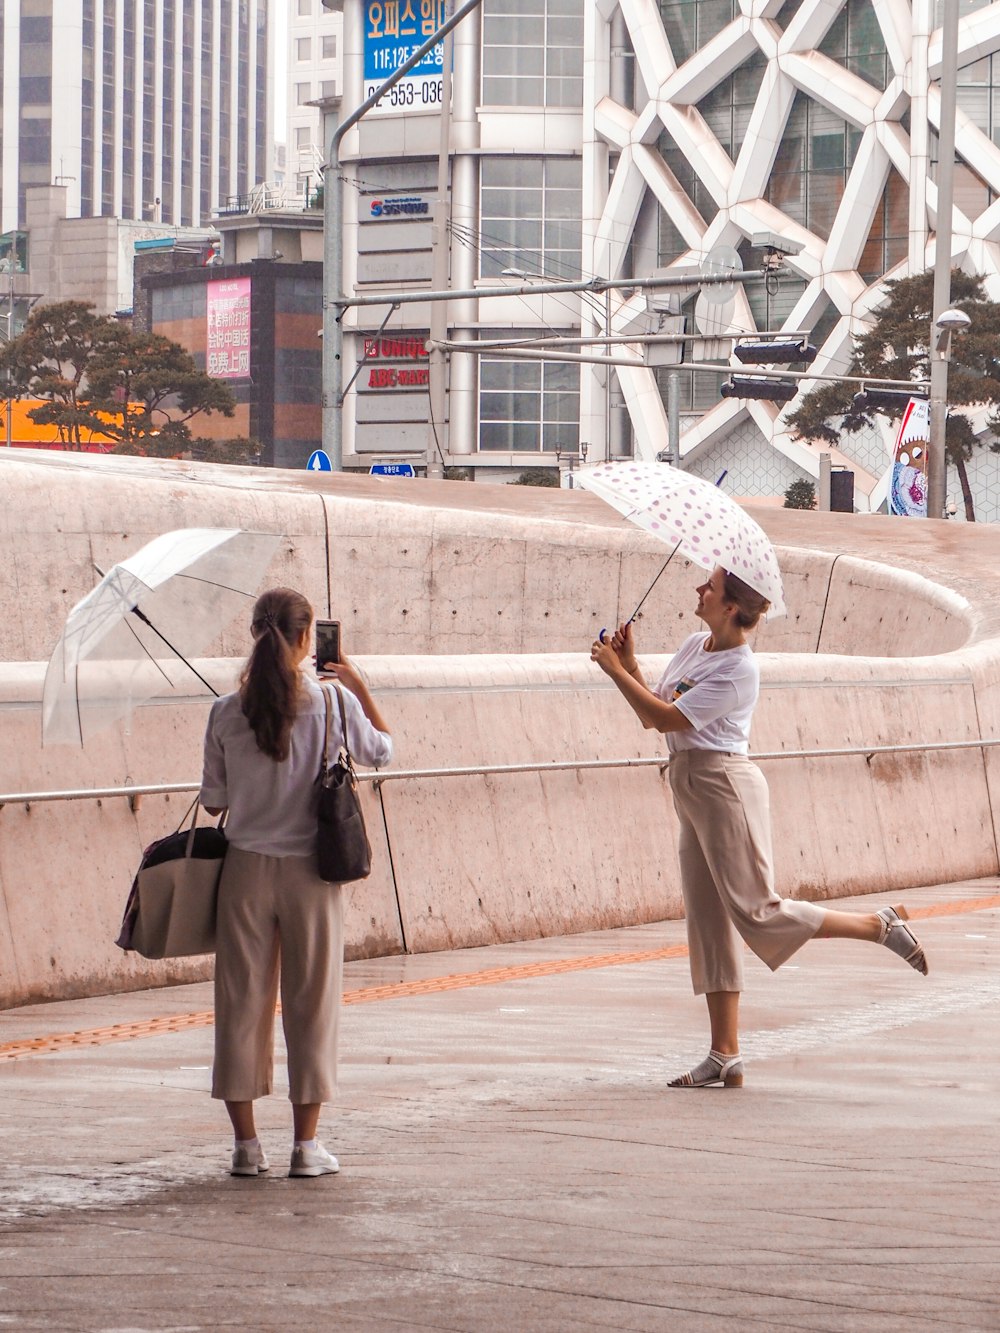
[653,632,759,755]
[200,673,393,856]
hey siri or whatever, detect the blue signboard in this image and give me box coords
[307,450,333,472]
[370,462,416,477]
[363,0,448,113]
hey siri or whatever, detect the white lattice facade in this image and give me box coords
[338,0,1000,512]
[589,0,1000,518]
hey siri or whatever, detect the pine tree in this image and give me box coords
[786,270,1000,520]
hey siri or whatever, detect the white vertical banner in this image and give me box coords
[888,398,930,518]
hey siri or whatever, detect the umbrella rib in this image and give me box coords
[126,607,220,697]
[119,614,181,687]
[171,572,259,598]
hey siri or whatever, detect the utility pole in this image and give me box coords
[928,0,959,520]
[426,13,454,480]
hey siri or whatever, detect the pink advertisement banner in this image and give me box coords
[206,278,251,378]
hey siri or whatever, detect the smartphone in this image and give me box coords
[315,619,341,672]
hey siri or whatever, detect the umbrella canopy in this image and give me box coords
[576,461,786,617]
[43,528,282,747]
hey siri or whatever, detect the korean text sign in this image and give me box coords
[364,0,448,113]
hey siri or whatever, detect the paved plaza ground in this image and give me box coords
[1,879,999,1332]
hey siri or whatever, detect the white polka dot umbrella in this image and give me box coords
[575,460,786,618]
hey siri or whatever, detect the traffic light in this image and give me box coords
[852,389,926,412]
[721,376,798,403]
[734,339,817,365]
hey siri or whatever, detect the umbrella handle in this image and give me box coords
[598,538,684,645]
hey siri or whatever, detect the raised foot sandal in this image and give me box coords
[876,905,929,975]
[668,1049,744,1088]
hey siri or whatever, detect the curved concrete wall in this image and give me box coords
[0,452,974,663]
[1,451,997,1007]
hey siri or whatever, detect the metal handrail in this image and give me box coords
[2,735,998,806]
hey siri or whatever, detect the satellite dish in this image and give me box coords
[694,291,742,337]
[699,245,742,305]
[695,245,742,334]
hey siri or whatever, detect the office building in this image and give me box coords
[332,0,1000,517]
[0,0,273,232]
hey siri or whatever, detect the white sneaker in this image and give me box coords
[230,1142,270,1177]
[288,1142,340,1178]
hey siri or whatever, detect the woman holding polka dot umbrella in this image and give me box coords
[578,462,928,1090]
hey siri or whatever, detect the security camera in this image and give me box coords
[750,231,805,257]
[934,307,971,331]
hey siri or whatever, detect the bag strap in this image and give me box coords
[184,799,201,856]
[321,681,355,772]
[180,797,227,856]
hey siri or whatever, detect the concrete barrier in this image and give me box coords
[2,643,998,1008]
[0,452,973,661]
[1,451,997,1008]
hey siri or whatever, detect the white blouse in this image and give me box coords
[201,673,392,856]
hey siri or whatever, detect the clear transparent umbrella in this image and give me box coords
[42,528,282,747]
[575,461,786,619]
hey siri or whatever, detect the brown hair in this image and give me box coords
[722,570,770,629]
[239,587,313,761]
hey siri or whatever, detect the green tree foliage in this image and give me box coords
[786,270,1000,520]
[783,478,816,509]
[1,300,236,455]
[512,467,560,487]
[0,301,116,448]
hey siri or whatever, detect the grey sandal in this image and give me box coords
[876,904,928,975]
[668,1049,744,1088]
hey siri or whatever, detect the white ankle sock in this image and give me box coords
[235,1137,259,1149]
[295,1139,318,1151]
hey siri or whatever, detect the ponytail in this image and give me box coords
[239,588,313,761]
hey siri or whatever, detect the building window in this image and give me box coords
[858,168,909,283]
[658,53,766,249]
[298,0,312,13]
[321,34,337,60]
[296,36,312,61]
[660,0,737,65]
[818,0,889,93]
[479,357,580,452]
[295,126,313,149]
[764,92,862,242]
[295,81,312,104]
[479,156,582,278]
[320,79,337,98]
[482,0,583,107]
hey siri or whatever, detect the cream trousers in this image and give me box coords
[212,846,344,1104]
[668,749,824,995]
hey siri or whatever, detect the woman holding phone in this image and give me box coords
[201,587,392,1175]
[591,566,927,1089]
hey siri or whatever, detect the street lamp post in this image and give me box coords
[928,0,960,520]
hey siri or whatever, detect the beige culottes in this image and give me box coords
[212,846,344,1104]
[668,749,824,995]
